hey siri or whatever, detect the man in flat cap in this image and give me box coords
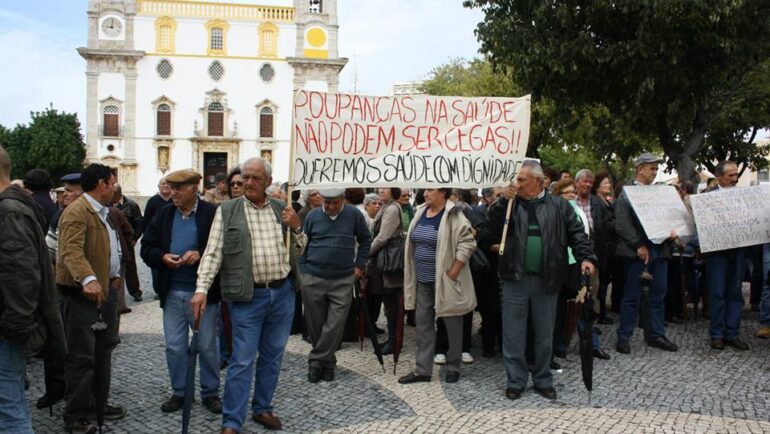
[192,157,304,433]
[140,169,223,414]
[300,188,371,383]
[614,153,679,354]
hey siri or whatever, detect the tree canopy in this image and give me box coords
[0,107,86,181]
[466,0,770,182]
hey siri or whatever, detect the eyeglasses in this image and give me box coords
[230,181,243,187]
[561,189,577,195]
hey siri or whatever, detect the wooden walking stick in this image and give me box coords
[498,186,516,256]
[285,90,299,262]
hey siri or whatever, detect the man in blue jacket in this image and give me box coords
[140,169,222,415]
[301,188,371,383]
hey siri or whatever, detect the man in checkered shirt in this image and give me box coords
[192,157,305,434]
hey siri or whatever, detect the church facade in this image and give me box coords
[79,0,346,196]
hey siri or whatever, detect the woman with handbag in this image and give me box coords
[398,188,477,384]
[368,187,405,354]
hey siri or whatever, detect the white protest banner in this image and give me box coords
[690,185,770,253]
[624,185,696,244]
[291,91,531,189]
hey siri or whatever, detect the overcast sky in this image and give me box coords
[0,0,484,128]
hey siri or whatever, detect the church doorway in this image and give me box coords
[203,152,228,190]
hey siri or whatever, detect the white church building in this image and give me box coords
[78,0,346,196]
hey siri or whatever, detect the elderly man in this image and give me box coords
[204,173,230,204]
[57,163,125,433]
[112,184,143,303]
[301,188,371,382]
[702,161,749,350]
[0,145,66,433]
[574,169,614,329]
[140,169,223,413]
[489,160,596,401]
[144,178,173,300]
[192,158,305,434]
[614,154,679,354]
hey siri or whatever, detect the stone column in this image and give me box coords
[85,67,99,162]
[122,64,139,195]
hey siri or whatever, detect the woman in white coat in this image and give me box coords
[398,188,477,384]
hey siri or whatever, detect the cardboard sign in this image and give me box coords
[291,91,531,189]
[624,185,696,244]
[690,185,770,253]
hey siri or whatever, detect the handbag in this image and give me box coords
[469,248,491,272]
[376,233,405,274]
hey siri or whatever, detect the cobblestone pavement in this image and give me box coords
[28,260,770,433]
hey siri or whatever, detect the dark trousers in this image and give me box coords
[750,245,764,307]
[473,271,502,353]
[706,249,746,340]
[61,286,119,424]
[436,312,472,354]
[42,292,66,400]
[597,258,611,321]
[666,256,693,320]
[617,252,668,341]
[609,257,626,313]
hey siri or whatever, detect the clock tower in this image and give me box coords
[78,0,145,196]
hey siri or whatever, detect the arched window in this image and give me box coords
[103,105,119,137]
[259,22,279,57]
[205,19,229,55]
[260,107,274,138]
[208,102,224,136]
[157,104,171,136]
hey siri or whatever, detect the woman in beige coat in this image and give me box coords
[398,188,477,384]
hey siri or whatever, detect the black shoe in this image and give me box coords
[533,386,557,400]
[550,360,561,370]
[308,366,321,383]
[380,342,394,355]
[710,338,725,350]
[202,396,222,414]
[119,307,132,314]
[36,392,65,409]
[130,292,143,302]
[598,317,614,325]
[505,387,523,400]
[667,316,684,325]
[90,404,126,420]
[445,371,460,383]
[647,336,678,352]
[398,372,431,384]
[553,348,567,359]
[161,395,184,412]
[375,326,386,334]
[616,339,630,354]
[593,348,611,360]
[725,337,750,351]
[65,418,97,434]
[321,367,334,382]
[154,294,160,301]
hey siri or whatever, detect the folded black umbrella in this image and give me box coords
[355,281,386,373]
[639,268,653,342]
[182,317,200,434]
[91,310,108,434]
[578,273,594,404]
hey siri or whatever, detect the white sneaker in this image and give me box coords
[462,352,474,364]
[433,354,446,365]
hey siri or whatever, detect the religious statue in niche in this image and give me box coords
[158,146,170,172]
[261,150,272,163]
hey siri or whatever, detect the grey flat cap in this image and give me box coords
[634,153,664,167]
[318,188,345,198]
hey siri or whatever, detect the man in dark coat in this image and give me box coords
[23,168,57,232]
[113,184,143,302]
[0,145,67,433]
[142,177,172,299]
[614,154,679,355]
[489,160,596,402]
[141,169,222,415]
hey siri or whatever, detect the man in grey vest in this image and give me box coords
[301,188,371,383]
[193,158,305,434]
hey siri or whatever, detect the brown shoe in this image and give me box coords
[220,428,238,434]
[253,411,282,430]
[756,326,770,339]
[710,338,725,350]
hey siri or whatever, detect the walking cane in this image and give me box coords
[498,191,516,256]
[285,90,299,262]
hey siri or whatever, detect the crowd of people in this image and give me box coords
[1,144,768,433]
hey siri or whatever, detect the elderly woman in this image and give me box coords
[368,188,405,354]
[226,166,244,199]
[550,179,609,360]
[398,188,477,384]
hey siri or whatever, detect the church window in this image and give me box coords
[155,16,176,53]
[259,23,278,57]
[259,63,275,82]
[205,19,229,56]
[103,105,119,137]
[157,104,171,136]
[208,102,224,136]
[259,107,274,138]
[211,28,224,50]
[156,59,173,79]
[209,60,224,81]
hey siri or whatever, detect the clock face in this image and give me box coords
[101,17,123,38]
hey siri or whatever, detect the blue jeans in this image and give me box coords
[617,247,668,341]
[219,301,231,363]
[760,244,770,327]
[222,281,295,432]
[163,290,220,399]
[706,249,746,339]
[0,340,32,434]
